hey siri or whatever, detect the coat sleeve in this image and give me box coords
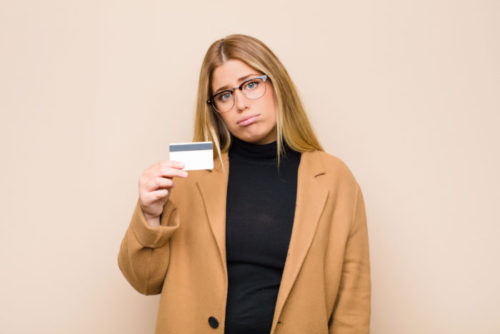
[329,185,371,333]
[117,198,180,295]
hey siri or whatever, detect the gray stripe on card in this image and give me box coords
[169,142,213,152]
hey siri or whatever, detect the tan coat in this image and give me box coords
[118,150,371,334]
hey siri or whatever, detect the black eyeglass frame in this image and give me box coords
[206,74,269,113]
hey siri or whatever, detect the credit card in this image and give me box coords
[169,141,214,171]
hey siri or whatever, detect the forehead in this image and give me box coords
[211,59,259,90]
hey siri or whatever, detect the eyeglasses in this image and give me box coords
[206,75,268,113]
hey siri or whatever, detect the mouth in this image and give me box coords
[237,114,260,127]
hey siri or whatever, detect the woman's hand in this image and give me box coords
[138,160,188,226]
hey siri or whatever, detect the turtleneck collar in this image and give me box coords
[228,134,299,163]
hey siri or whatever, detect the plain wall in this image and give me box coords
[1,0,499,333]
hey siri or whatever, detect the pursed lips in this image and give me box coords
[237,114,260,125]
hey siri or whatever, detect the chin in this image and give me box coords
[231,124,276,144]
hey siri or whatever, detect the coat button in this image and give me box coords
[208,316,219,329]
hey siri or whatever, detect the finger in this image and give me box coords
[157,167,188,179]
[142,188,169,204]
[158,160,185,170]
[146,176,174,192]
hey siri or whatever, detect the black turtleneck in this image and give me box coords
[224,135,302,334]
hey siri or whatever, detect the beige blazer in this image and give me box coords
[118,150,371,334]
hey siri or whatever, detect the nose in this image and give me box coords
[233,89,248,112]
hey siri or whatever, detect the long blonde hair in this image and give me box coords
[193,34,323,167]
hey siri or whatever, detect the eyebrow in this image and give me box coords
[214,73,261,94]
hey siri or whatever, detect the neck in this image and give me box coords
[228,134,298,163]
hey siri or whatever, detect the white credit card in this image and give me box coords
[169,141,214,171]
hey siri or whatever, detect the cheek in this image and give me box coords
[219,112,236,129]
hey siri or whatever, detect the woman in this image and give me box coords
[118,34,371,334]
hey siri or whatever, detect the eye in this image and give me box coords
[217,91,232,102]
[244,80,260,90]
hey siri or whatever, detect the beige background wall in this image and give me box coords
[1,0,499,333]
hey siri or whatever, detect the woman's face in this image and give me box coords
[211,59,277,145]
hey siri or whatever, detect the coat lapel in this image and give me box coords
[195,153,230,276]
[271,151,329,332]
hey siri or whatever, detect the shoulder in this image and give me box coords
[303,150,361,192]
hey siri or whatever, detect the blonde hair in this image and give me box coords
[193,34,323,167]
